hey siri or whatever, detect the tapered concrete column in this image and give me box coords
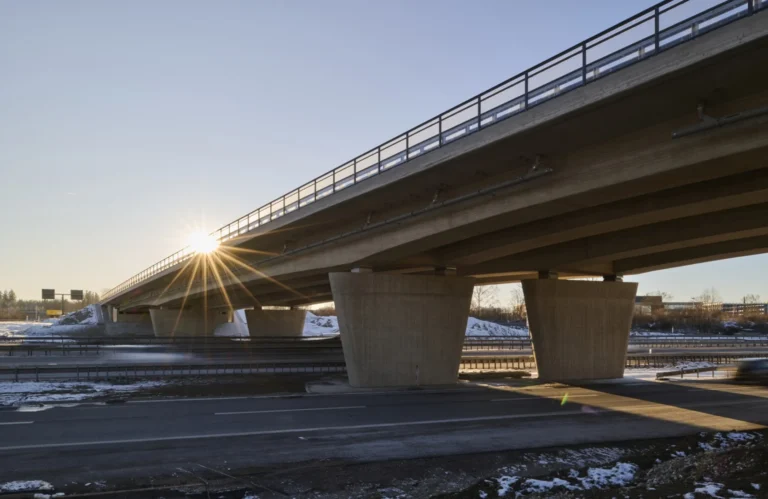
[149,309,231,337]
[99,305,114,325]
[522,279,638,381]
[106,311,153,336]
[244,309,307,337]
[329,272,474,387]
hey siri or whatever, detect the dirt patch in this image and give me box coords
[41,431,768,499]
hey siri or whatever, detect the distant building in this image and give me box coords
[721,303,768,315]
[634,296,664,314]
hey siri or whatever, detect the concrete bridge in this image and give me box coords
[100,0,768,386]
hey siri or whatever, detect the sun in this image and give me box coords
[187,231,219,254]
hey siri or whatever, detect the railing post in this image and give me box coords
[377,147,382,172]
[748,0,754,14]
[405,133,410,161]
[654,6,660,52]
[581,42,587,83]
[476,97,481,129]
[438,116,443,146]
[353,158,357,184]
[524,72,529,108]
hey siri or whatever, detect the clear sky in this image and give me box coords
[1,0,765,302]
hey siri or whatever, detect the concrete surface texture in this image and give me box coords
[105,311,153,336]
[330,272,474,387]
[149,309,231,337]
[523,279,637,381]
[244,309,306,337]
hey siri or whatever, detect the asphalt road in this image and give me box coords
[1,378,767,486]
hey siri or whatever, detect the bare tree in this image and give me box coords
[694,287,722,306]
[508,284,526,320]
[472,285,499,311]
[743,294,762,304]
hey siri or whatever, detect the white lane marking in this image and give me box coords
[0,410,588,451]
[215,405,365,416]
[2,397,768,452]
[130,388,482,404]
[491,394,599,402]
[0,421,34,426]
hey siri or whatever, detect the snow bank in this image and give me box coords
[304,312,339,336]
[0,380,166,406]
[0,481,54,492]
[0,321,44,337]
[55,304,98,326]
[465,317,529,337]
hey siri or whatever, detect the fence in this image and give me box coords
[101,0,767,302]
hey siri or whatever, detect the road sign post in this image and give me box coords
[41,289,84,316]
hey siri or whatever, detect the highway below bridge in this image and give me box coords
[2,378,768,491]
[0,335,767,382]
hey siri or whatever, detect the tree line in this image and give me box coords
[0,289,101,320]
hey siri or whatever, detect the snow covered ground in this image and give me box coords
[0,380,167,406]
[1,305,101,338]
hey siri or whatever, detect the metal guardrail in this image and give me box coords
[4,334,768,348]
[656,366,720,379]
[101,0,767,302]
[2,362,348,382]
[1,354,761,381]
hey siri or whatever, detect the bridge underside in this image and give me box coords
[103,12,768,385]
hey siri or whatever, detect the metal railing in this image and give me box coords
[102,0,766,302]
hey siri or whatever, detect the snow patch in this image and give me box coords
[0,481,54,492]
[728,489,755,498]
[0,380,166,406]
[577,462,638,489]
[693,482,725,498]
[495,476,518,497]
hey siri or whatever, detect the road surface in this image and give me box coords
[1,378,767,486]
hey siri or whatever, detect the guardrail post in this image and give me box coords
[581,42,587,83]
[654,6,660,52]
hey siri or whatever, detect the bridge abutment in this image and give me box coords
[522,279,637,381]
[329,272,474,387]
[244,309,307,337]
[149,308,231,337]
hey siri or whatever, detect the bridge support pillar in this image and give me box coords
[106,310,153,336]
[329,272,474,387]
[522,279,637,381]
[99,305,115,324]
[149,308,231,337]
[244,309,307,337]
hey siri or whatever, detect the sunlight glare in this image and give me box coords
[187,231,219,254]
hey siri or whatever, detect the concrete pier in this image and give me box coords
[522,279,637,381]
[106,311,153,336]
[329,272,474,387]
[149,309,231,337]
[244,309,307,337]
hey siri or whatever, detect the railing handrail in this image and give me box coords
[102,0,764,302]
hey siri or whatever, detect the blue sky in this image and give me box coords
[1,0,765,302]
